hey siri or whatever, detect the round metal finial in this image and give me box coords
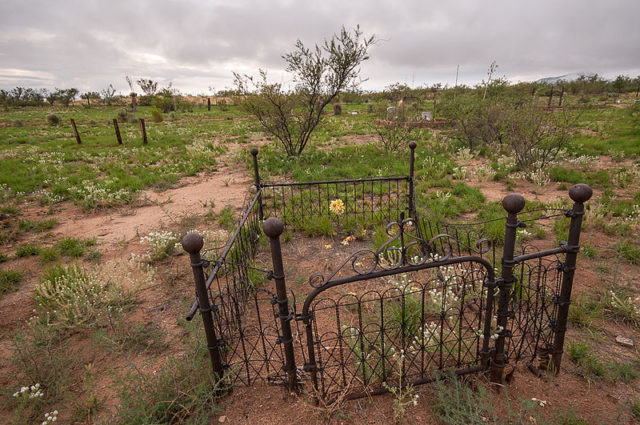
[181,232,204,254]
[251,147,259,156]
[569,184,593,203]
[263,217,284,239]
[502,193,526,214]
[409,141,417,150]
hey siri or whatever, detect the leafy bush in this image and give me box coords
[151,107,163,122]
[117,109,128,123]
[46,114,60,126]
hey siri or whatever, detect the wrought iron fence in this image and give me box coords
[182,144,592,403]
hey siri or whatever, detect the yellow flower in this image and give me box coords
[341,235,356,246]
[329,199,345,215]
[324,244,332,249]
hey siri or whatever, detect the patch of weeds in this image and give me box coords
[581,243,596,258]
[615,240,640,265]
[70,363,103,423]
[15,243,40,258]
[55,237,86,257]
[567,340,637,382]
[603,286,640,325]
[632,398,640,419]
[85,249,102,262]
[568,294,601,328]
[9,322,71,424]
[18,218,58,233]
[110,338,222,425]
[94,309,167,354]
[0,268,22,295]
[215,205,235,230]
[0,252,7,262]
[38,246,60,263]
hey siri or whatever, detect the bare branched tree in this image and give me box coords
[234,26,375,156]
[137,79,159,96]
[101,84,117,106]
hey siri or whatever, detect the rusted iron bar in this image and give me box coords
[181,233,226,383]
[261,176,409,188]
[263,218,298,393]
[113,118,123,145]
[492,193,525,384]
[70,119,81,144]
[408,141,417,219]
[251,147,263,220]
[551,184,592,372]
[513,246,566,263]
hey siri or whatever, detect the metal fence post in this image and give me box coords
[263,218,298,392]
[408,141,417,219]
[181,233,226,383]
[551,183,592,372]
[251,147,264,221]
[491,193,525,384]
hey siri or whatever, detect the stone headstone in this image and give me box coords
[386,107,397,121]
[422,111,433,121]
[333,103,342,115]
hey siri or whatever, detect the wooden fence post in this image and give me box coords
[139,118,147,144]
[70,119,82,144]
[207,97,211,111]
[113,119,123,145]
[263,218,298,393]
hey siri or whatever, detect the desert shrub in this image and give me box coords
[151,107,163,122]
[34,263,137,329]
[46,114,60,126]
[139,230,180,262]
[117,109,128,123]
[616,240,640,265]
[152,96,174,113]
[1,268,21,295]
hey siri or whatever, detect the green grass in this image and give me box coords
[0,268,22,295]
[18,218,58,232]
[15,243,40,257]
[615,240,640,265]
[568,340,639,382]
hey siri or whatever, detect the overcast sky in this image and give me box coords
[1,0,639,94]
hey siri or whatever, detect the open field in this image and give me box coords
[1,93,639,424]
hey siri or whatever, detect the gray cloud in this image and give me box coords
[1,0,639,93]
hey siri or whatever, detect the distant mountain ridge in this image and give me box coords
[536,72,597,84]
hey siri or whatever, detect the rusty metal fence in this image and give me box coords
[182,144,592,402]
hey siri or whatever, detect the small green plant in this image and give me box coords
[117,109,128,122]
[55,237,86,257]
[16,243,40,257]
[0,252,7,262]
[46,114,60,126]
[382,352,419,424]
[151,107,163,122]
[71,363,103,423]
[39,246,60,263]
[216,206,235,230]
[631,398,640,419]
[1,268,22,294]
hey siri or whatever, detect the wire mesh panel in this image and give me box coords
[302,256,496,402]
[261,177,410,232]
[210,289,288,386]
